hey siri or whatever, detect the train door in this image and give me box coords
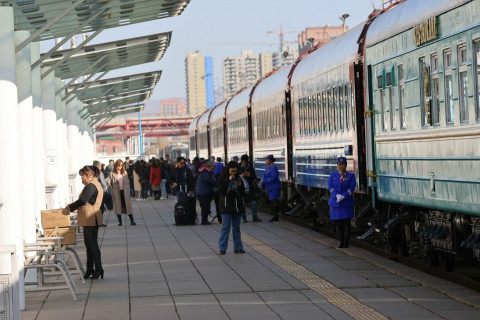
[354,62,367,192]
[285,90,293,182]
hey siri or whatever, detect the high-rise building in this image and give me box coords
[185,50,207,116]
[222,50,260,99]
[204,56,215,109]
[259,52,273,77]
[298,25,347,55]
[159,98,187,116]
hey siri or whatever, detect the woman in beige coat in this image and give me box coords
[108,159,136,226]
[66,165,104,279]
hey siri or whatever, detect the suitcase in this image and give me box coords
[174,186,196,225]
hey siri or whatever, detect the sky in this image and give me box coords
[75,0,385,106]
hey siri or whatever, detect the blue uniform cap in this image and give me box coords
[265,154,274,160]
[337,156,347,164]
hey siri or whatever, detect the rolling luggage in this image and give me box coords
[174,186,196,225]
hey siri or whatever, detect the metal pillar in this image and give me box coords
[41,68,59,209]
[15,31,36,250]
[0,7,24,314]
[66,99,80,203]
[31,41,47,220]
[55,77,68,207]
[139,112,143,155]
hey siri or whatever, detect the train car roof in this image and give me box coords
[197,109,212,127]
[251,66,292,105]
[188,116,199,131]
[290,23,365,88]
[226,86,253,115]
[365,0,469,47]
[209,101,228,123]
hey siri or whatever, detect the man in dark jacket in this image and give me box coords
[196,160,217,225]
[239,154,261,222]
[171,157,195,198]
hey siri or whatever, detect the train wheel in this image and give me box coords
[440,252,455,272]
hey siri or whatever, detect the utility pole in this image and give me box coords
[339,14,350,33]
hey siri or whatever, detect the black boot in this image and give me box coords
[117,215,122,226]
[92,265,104,279]
[83,266,94,279]
[343,220,351,248]
[129,215,137,225]
[336,220,345,248]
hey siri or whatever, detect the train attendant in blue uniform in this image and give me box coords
[328,157,356,248]
[262,154,281,222]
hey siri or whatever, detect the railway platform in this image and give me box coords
[22,198,480,320]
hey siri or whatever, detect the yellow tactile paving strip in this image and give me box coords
[242,232,388,320]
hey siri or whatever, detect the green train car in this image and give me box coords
[364,0,480,269]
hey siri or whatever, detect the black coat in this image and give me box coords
[171,166,195,193]
[217,174,245,215]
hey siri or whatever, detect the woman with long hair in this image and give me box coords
[108,159,136,226]
[66,165,104,279]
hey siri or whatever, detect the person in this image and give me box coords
[103,159,114,179]
[261,154,281,222]
[66,165,104,279]
[239,154,261,222]
[328,156,356,248]
[124,157,130,170]
[171,157,195,201]
[150,159,162,200]
[185,158,192,168]
[196,160,217,225]
[159,157,168,200]
[212,157,225,223]
[217,161,246,255]
[127,160,135,197]
[133,161,142,201]
[232,155,239,163]
[210,155,216,163]
[139,160,149,200]
[108,160,136,226]
[93,161,108,226]
[165,154,174,166]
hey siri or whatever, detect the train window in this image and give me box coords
[328,89,333,132]
[389,86,395,130]
[380,88,386,131]
[332,87,337,131]
[312,94,317,134]
[458,44,469,122]
[344,84,349,131]
[398,65,406,129]
[306,96,311,135]
[298,99,303,135]
[377,74,383,89]
[444,49,454,123]
[314,93,320,134]
[475,41,480,120]
[419,57,431,127]
[317,93,323,134]
[430,53,440,125]
[303,97,308,135]
[349,82,355,130]
[339,85,344,131]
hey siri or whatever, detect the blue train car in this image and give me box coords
[251,67,292,182]
[188,117,199,159]
[365,0,480,215]
[290,23,366,191]
[225,87,253,162]
[209,102,228,163]
[196,109,212,160]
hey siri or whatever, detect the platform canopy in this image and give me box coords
[6,0,190,41]
[68,69,161,102]
[41,32,171,80]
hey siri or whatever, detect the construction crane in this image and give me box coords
[267,25,301,54]
[215,41,297,48]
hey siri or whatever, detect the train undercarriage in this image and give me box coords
[275,182,480,272]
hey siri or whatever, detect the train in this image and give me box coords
[189,0,480,271]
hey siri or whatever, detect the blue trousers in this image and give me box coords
[218,213,243,251]
[242,199,258,219]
